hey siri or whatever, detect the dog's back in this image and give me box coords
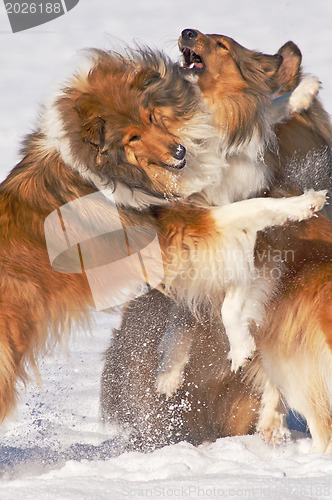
[268,41,332,220]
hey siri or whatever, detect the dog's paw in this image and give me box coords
[155,368,184,398]
[257,412,290,446]
[227,336,256,373]
[289,75,320,113]
[286,189,328,222]
[258,424,290,446]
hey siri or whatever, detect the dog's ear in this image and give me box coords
[131,68,161,90]
[81,116,106,148]
[275,41,302,91]
[257,53,283,78]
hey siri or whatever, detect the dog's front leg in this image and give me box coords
[211,189,327,234]
[271,75,320,124]
[221,285,256,372]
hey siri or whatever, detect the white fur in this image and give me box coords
[271,75,320,123]
[41,67,86,169]
[155,319,194,398]
[257,379,289,446]
[36,54,327,403]
[157,190,327,393]
[288,75,320,113]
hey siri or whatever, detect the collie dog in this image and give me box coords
[101,33,332,452]
[155,30,327,385]
[1,46,319,422]
[269,41,332,221]
[0,48,222,420]
[174,30,332,452]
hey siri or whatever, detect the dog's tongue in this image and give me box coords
[186,60,204,71]
[182,47,203,70]
[194,61,204,70]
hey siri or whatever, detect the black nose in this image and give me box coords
[181,29,198,40]
[172,144,186,160]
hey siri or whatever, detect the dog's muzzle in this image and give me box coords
[179,29,204,73]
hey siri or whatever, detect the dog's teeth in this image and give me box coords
[189,62,195,69]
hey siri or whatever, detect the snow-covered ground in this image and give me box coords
[1,0,332,498]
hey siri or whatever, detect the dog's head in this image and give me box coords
[46,50,204,203]
[178,29,304,98]
[178,29,283,94]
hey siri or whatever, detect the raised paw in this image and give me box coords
[227,336,256,373]
[155,368,184,399]
[287,189,328,222]
[289,75,320,114]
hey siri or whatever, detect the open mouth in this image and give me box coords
[179,47,204,73]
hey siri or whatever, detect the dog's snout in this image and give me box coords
[172,144,186,161]
[181,29,198,41]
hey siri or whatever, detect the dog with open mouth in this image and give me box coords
[0,48,225,421]
[175,29,332,453]
[179,29,332,220]
[100,36,330,450]
[153,30,328,382]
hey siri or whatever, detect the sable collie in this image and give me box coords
[178,29,332,453]
[1,47,320,422]
[155,29,327,386]
[101,33,332,453]
[268,41,332,221]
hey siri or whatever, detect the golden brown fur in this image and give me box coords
[180,32,282,150]
[0,49,229,421]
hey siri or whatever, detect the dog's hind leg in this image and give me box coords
[155,303,195,398]
[257,378,289,446]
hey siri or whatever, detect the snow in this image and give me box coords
[1,0,332,497]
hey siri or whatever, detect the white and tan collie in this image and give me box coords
[155,29,327,388]
[0,48,220,420]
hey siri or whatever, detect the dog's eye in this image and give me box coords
[129,135,141,142]
[217,41,228,50]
